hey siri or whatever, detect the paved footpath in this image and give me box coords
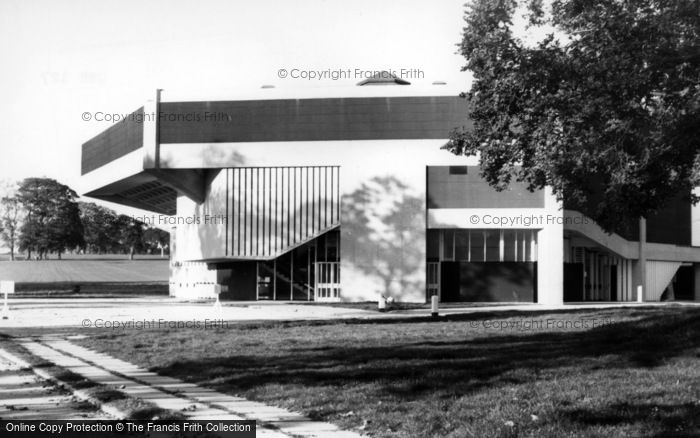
[19,337,363,438]
[0,352,108,420]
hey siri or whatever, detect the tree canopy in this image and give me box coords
[79,202,122,254]
[0,182,22,261]
[79,202,170,257]
[447,0,700,231]
[2,177,170,260]
[17,178,84,259]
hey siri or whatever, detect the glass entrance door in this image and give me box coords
[315,262,340,301]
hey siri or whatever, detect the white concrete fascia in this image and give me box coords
[78,148,145,196]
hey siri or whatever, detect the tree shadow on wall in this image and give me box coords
[342,176,424,298]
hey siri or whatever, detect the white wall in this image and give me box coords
[163,140,480,302]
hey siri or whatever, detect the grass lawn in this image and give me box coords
[0,254,168,283]
[60,306,700,437]
[11,281,169,297]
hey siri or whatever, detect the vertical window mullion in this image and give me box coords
[336,166,340,224]
[225,169,229,256]
[268,167,272,256]
[499,229,504,262]
[256,168,260,256]
[237,169,241,255]
[243,168,247,256]
[287,168,291,247]
[292,167,296,245]
[274,168,279,254]
[330,167,335,225]
[467,230,471,262]
[305,167,309,239]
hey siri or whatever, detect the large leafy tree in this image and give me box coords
[117,214,145,260]
[79,202,121,254]
[81,202,168,257]
[447,0,700,230]
[17,178,84,259]
[142,227,170,257]
[0,183,22,261]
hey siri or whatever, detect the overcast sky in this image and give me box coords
[0,0,470,211]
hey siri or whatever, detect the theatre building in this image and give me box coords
[80,78,700,304]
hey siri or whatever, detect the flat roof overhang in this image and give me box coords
[80,91,470,213]
[80,137,209,215]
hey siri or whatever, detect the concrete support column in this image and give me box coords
[537,187,564,305]
[638,217,647,301]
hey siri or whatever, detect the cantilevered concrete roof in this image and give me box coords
[80,88,470,215]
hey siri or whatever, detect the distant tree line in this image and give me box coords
[0,178,169,260]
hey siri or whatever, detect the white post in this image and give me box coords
[637,285,643,303]
[1,281,15,319]
[431,295,439,318]
[213,284,223,317]
[1,292,7,319]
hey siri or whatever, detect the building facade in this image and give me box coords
[81,82,700,304]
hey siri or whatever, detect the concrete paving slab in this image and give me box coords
[39,337,366,437]
[0,351,108,420]
[19,340,237,420]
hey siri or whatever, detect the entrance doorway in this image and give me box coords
[254,228,340,301]
[315,262,340,301]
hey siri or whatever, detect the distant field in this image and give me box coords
[0,254,168,283]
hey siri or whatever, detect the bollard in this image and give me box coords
[637,285,643,303]
[431,295,439,318]
[1,281,15,320]
[378,296,387,312]
[213,284,223,315]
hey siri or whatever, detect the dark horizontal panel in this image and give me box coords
[81,107,144,175]
[159,96,469,144]
[427,166,544,209]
